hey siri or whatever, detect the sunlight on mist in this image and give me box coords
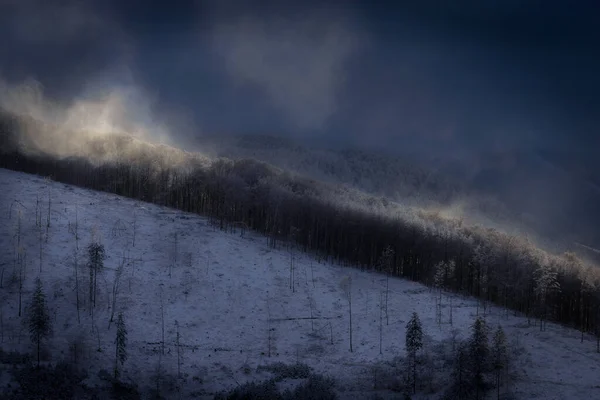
[0,77,205,167]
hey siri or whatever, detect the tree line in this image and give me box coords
[2,128,600,348]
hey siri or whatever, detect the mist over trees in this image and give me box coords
[196,133,600,250]
[2,125,600,345]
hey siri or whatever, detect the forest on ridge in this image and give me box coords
[2,114,600,352]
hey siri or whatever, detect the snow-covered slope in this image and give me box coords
[1,168,599,399]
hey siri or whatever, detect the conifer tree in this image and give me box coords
[87,242,105,315]
[469,316,489,399]
[491,325,508,400]
[405,312,423,394]
[447,342,470,400]
[114,311,128,379]
[27,277,52,367]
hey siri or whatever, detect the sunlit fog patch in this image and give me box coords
[0,77,181,164]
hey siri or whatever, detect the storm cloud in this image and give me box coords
[0,0,598,153]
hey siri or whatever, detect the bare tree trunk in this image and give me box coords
[93,265,98,312]
[379,291,383,354]
[176,320,181,379]
[169,233,178,278]
[411,353,417,393]
[37,334,41,367]
[497,370,500,400]
[289,248,295,292]
[15,209,21,282]
[39,219,43,272]
[206,253,210,276]
[267,298,272,357]
[18,252,24,317]
[114,333,119,379]
[46,189,51,243]
[89,264,94,317]
[308,296,314,332]
[385,273,389,325]
[74,248,80,324]
[449,296,453,326]
[75,205,79,249]
[160,288,165,355]
[132,211,137,247]
[330,322,333,345]
[36,196,40,227]
[109,257,125,330]
[349,278,353,352]
[155,353,162,399]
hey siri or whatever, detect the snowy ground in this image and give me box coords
[0,168,599,399]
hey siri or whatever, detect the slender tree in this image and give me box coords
[379,246,395,325]
[469,316,489,399]
[114,311,128,379]
[132,211,137,247]
[534,261,560,331]
[17,247,25,317]
[70,207,81,323]
[267,297,272,357]
[433,260,456,326]
[340,276,353,352]
[87,242,105,316]
[448,341,470,399]
[27,277,52,367]
[379,291,384,354]
[405,311,423,394]
[491,325,508,400]
[109,256,126,329]
[175,320,182,379]
[169,232,178,278]
[160,286,165,355]
[45,187,51,242]
[73,250,81,324]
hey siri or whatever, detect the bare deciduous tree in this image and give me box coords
[340,275,353,352]
[534,259,560,331]
[378,246,395,326]
[109,255,126,330]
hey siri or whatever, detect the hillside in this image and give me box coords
[192,133,600,252]
[1,168,600,399]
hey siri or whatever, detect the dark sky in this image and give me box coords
[1,0,598,154]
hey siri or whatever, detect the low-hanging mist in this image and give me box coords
[0,76,200,167]
[2,92,595,268]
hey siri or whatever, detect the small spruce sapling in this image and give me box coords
[114,311,128,380]
[405,311,423,394]
[27,277,52,367]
